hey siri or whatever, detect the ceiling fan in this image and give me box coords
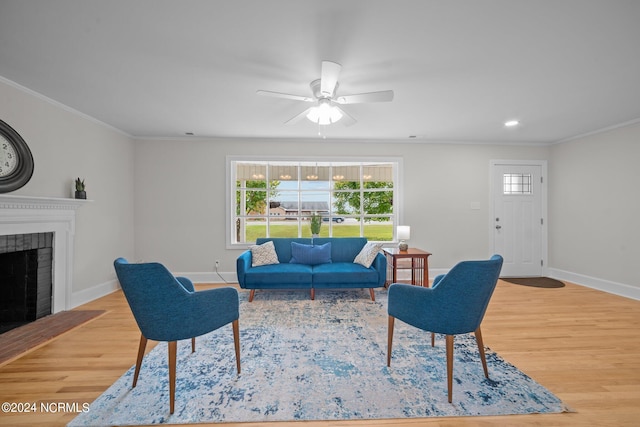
[257,60,394,127]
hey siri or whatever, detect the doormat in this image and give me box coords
[69,290,570,426]
[0,310,106,366]
[502,277,565,288]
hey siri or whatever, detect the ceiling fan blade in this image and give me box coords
[320,61,341,97]
[335,90,394,104]
[334,105,357,127]
[284,107,313,125]
[256,90,313,102]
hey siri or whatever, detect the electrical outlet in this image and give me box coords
[215,260,220,269]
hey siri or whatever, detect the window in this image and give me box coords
[228,157,401,246]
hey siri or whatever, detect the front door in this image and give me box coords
[491,161,546,277]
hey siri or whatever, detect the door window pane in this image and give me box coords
[503,173,532,195]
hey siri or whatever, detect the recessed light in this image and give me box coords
[185,132,194,136]
[408,135,417,138]
[504,120,520,127]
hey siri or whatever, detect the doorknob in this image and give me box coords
[495,225,502,230]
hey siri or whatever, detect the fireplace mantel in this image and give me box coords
[0,194,89,210]
[0,194,89,313]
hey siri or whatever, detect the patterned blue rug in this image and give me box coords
[69,289,569,426]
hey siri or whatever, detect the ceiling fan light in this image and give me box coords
[306,106,320,123]
[306,101,342,125]
[318,101,332,125]
[318,114,331,126]
[329,106,343,123]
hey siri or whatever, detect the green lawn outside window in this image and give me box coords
[245,224,393,242]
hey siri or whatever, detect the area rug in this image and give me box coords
[502,277,566,288]
[0,310,106,366]
[69,289,569,426]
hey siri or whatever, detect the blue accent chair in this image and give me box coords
[387,254,503,403]
[113,258,241,414]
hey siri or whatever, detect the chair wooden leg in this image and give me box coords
[431,332,435,347]
[249,289,255,302]
[232,319,241,374]
[475,327,489,378]
[168,341,177,414]
[132,334,147,388]
[311,289,315,300]
[387,316,395,367]
[191,337,196,353]
[446,335,454,403]
[369,288,376,301]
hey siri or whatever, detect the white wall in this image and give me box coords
[0,79,136,303]
[134,138,550,274]
[549,123,640,297]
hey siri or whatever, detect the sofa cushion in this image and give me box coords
[256,238,312,263]
[354,242,384,268]
[312,262,380,285]
[311,237,368,263]
[290,242,332,265]
[250,240,279,267]
[244,262,313,286]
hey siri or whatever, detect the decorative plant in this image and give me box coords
[75,177,85,192]
[74,177,87,199]
[310,212,322,235]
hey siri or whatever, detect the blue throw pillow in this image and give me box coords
[290,242,332,265]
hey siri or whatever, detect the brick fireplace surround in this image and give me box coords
[0,195,86,315]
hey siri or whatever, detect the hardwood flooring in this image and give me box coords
[0,280,639,426]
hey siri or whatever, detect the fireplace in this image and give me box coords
[0,233,54,333]
[0,195,86,325]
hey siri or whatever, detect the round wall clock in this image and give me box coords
[0,119,34,193]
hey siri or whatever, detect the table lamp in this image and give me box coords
[397,225,410,251]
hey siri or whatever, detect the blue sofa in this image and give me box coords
[236,237,387,301]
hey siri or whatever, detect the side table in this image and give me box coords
[383,247,432,287]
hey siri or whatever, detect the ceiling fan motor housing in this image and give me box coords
[310,79,338,99]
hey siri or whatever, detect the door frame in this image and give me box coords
[490,159,548,277]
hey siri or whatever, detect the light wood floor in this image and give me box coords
[1,280,639,426]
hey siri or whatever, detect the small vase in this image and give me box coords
[75,190,86,199]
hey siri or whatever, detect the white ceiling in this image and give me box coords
[1,0,639,143]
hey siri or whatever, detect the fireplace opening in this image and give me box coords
[0,233,53,334]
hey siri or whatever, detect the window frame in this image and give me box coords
[226,155,404,249]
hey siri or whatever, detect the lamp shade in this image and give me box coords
[397,225,411,240]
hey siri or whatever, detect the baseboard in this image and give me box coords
[92,269,639,303]
[176,271,237,285]
[69,279,120,309]
[180,270,451,286]
[548,268,640,301]
[429,268,449,281]
[68,273,234,310]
